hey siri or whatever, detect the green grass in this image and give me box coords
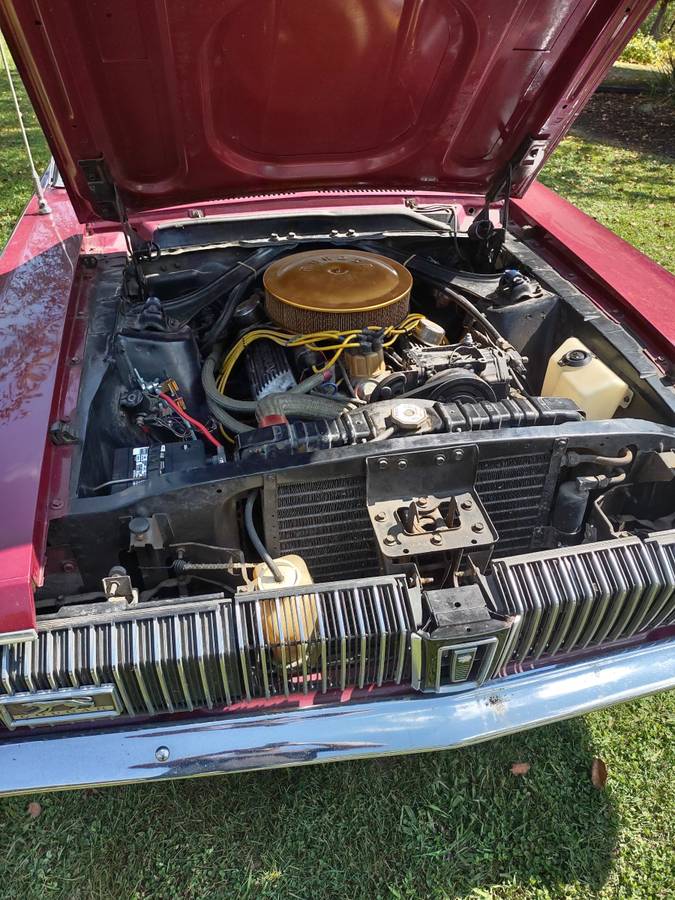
[539,137,674,273]
[1,51,674,900]
[0,47,49,245]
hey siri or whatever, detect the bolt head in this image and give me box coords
[434,454,446,466]
[50,498,64,510]
[472,522,485,533]
[397,459,408,470]
[378,458,388,470]
[375,512,386,522]
[431,534,443,545]
[451,448,465,462]
[460,499,473,510]
[129,516,150,536]
[384,534,396,546]
[155,746,170,762]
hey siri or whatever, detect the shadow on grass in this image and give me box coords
[570,92,675,160]
[0,716,618,898]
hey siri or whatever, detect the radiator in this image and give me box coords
[267,447,560,578]
[476,448,558,556]
[268,476,380,580]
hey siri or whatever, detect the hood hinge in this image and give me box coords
[78,157,121,222]
[468,136,547,271]
[485,136,548,205]
[78,156,137,250]
[78,156,147,292]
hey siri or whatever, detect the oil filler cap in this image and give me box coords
[560,348,593,368]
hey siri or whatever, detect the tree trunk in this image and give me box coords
[650,0,670,40]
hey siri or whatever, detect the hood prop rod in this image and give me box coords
[0,40,50,215]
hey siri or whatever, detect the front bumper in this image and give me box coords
[1,638,673,797]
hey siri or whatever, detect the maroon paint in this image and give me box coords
[0,189,83,634]
[0,0,654,220]
[2,180,673,637]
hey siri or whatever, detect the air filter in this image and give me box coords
[263,249,412,334]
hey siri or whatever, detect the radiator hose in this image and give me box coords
[255,392,351,423]
[244,491,283,582]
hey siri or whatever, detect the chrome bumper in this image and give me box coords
[1,639,673,797]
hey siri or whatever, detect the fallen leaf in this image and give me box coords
[510,762,531,776]
[591,757,608,789]
[27,801,42,819]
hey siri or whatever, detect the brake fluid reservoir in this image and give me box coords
[542,337,632,420]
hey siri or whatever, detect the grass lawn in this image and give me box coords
[1,53,674,900]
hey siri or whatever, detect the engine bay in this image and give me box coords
[38,221,675,633]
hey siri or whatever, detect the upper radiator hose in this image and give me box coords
[256,392,351,423]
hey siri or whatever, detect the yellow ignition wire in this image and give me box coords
[213,315,425,442]
[216,314,424,394]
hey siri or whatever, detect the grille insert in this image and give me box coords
[1,600,240,718]
[0,576,417,724]
[490,531,675,672]
[235,576,415,697]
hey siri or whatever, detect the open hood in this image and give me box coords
[1,0,651,222]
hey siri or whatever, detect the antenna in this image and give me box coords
[0,39,51,215]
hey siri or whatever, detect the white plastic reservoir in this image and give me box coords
[542,337,633,420]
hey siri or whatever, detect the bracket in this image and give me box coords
[366,446,497,559]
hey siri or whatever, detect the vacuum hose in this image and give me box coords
[244,491,283,582]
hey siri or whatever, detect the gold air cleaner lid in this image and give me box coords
[263,249,412,333]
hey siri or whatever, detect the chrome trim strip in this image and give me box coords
[273,597,289,697]
[1,640,673,797]
[172,616,193,712]
[214,609,232,708]
[0,629,36,646]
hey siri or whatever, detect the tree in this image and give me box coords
[649,0,674,40]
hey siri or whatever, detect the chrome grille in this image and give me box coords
[0,576,416,722]
[490,531,675,672]
[235,576,415,698]
[0,598,241,718]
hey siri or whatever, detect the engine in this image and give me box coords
[103,248,561,471]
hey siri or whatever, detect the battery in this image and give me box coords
[111,442,206,491]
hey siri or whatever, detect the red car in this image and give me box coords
[0,0,673,795]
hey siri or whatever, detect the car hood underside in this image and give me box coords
[0,0,653,221]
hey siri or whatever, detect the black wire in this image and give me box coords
[355,244,505,346]
[202,274,254,347]
[161,246,292,323]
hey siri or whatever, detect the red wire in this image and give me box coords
[158,391,222,450]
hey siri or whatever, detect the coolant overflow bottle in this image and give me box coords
[541,337,633,420]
